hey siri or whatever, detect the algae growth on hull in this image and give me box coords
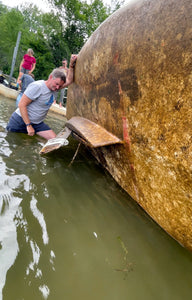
[67,0,192,250]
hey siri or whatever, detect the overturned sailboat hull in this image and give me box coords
[67,0,192,250]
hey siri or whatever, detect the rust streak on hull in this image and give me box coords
[67,0,192,250]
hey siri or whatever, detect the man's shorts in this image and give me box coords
[6,112,51,133]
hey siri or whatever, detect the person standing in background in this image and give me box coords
[54,58,69,107]
[17,48,36,85]
[16,73,35,107]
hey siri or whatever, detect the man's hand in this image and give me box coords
[26,124,35,136]
[69,54,78,69]
[65,54,78,87]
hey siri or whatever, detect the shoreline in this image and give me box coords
[0,83,67,117]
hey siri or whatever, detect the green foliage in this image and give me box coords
[0,0,124,79]
[52,0,111,52]
[48,33,71,67]
[82,0,110,36]
[41,12,71,65]
[0,1,8,15]
[0,8,24,74]
[25,32,56,79]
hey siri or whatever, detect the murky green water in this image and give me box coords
[0,95,192,300]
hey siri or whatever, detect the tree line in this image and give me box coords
[0,0,124,80]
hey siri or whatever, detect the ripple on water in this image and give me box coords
[0,157,29,300]
[1,96,192,300]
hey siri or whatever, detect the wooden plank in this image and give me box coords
[66,116,122,148]
[39,127,71,155]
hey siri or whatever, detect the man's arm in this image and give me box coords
[18,94,35,136]
[64,54,78,87]
[18,74,24,89]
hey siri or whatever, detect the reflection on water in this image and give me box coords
[0,158,22,300]
[0,96,192,300]
[30,197,49,245]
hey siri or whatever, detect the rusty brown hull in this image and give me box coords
[67,0,192,250]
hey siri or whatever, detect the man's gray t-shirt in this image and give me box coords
[15,80,56,124]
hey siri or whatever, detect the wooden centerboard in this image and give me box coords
[66,116,122,148]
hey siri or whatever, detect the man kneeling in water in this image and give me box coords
[7,55,77,140]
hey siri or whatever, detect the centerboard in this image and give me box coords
[40,116,122,155]
[66,116,122,148]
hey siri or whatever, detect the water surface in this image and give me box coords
[0,96,192,300]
